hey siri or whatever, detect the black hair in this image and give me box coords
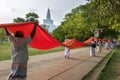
[15,31,24,38]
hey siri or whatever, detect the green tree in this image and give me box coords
[52,5,92,41]
[53,0,120,41]
[13,12,49,31]
[78,0,120,39]
[0,29,6,44]
[25,12,39,23]
[13,12,39,23]
[52,26,65,42]
[13,17,25,23]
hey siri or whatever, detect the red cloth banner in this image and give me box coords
[84,36,98,44]
[63,39,85,49]
[0,22,86,50]
[0,22,62,50]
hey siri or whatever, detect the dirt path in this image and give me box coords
[0,47,109,80]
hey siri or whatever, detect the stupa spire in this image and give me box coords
[46,8,51,19]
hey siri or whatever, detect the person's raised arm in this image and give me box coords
[4,28,10,36]
[30,22,38,39]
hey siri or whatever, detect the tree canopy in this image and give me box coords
[52,0,120,41]
[13,12,39,23]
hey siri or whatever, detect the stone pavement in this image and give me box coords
[0,47,110,80]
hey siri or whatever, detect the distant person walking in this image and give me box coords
[4,22,38,80]
[96,39,103,54]
[64,36,70,59]
[104,41,110,51]
[90,39,96,56]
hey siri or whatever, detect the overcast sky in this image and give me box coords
[0,0,87,26]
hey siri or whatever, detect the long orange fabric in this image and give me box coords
[84,36,98,44]
[63,39,85,49]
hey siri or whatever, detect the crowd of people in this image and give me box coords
[64,37,119,58]
[64,36,119,58]
[89,38,118,57]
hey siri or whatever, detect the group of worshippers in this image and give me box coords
[89,39,102,56]
[89,38,116,56]
[64,37,115,58]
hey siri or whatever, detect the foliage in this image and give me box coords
[52,0,120,41]
[52,26,65,42]
[52,6,92,42]
[13,12,39,23]
[88,0,120,38]
[13,12,49,31]
[0,28,6,44]
[25,12,39,23]
[13,17,25,23]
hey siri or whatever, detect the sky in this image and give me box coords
[0,0,87,26]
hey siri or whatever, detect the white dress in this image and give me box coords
[65,47,70,56]
[64,39,70,57]
[90,41,96,56]
[105,42,109,49]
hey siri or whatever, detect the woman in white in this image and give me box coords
[105,41,109,51]
[64,37,70,59]
[65,46,70,59]
[96,39,103,54]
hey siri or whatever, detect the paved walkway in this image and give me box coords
[0,47,110,80]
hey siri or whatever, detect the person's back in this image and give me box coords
[90,41,96,48]
[9,36,31,63]
[90,39,96,56]
[96,39,102,54]
[4,22,38,80]
[97,40,102,46]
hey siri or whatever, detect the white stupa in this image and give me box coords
[43,8,56,32]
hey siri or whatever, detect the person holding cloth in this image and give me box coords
[4,22,38,80]
[64,36,70,59]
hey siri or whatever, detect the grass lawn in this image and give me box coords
[0,42,64,61]
[97,45,120,80]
